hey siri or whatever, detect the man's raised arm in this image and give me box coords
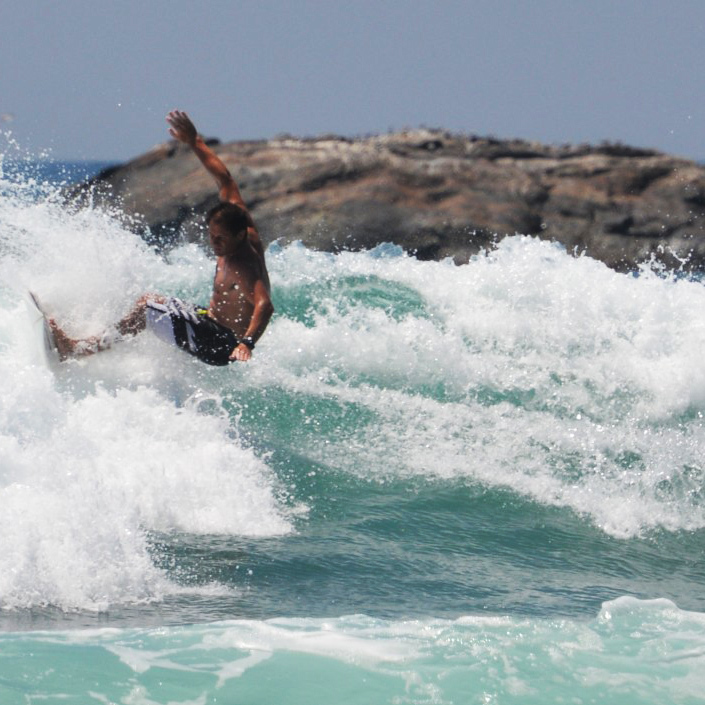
[166,110,247,209]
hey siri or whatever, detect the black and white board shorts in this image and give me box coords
[145,298,238,366]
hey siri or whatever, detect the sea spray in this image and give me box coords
[0,175,292,611]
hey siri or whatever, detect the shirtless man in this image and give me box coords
[50,110,273,365]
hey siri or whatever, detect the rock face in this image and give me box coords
[68,130,705,271]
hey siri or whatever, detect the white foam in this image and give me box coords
[0,182,292,610]
[261,239,705,537]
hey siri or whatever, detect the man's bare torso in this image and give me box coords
[208,239,270,337]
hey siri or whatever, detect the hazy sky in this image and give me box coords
[2,0,704,162]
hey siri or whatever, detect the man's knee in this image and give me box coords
[118,294,162,337]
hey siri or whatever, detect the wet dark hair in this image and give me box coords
[206,202,249,236]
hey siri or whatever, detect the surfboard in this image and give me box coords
[27,290,59,360]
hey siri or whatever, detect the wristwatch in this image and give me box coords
[240,336,255,350]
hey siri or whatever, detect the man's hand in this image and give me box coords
[166,108,246,206]
[166,110,197,146]
[229,343,252,362]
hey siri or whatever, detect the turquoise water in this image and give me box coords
[2,599,704,704]
[1,156,704,703]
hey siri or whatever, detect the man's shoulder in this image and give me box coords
[245,229,266,258]
[225,245,266,273]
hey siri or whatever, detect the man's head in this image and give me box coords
[206,203,249,255]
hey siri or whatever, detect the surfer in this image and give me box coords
[49,110,274,365]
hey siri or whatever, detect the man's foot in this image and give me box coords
[48,318,78,361]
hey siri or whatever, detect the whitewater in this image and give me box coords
[0,157,704,704]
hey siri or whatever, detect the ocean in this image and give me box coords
[0,155,704,704]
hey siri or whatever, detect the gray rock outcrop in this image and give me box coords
[68,130,705,272]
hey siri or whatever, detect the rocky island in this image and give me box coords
[69,130,705,272]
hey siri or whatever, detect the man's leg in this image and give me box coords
[115,294,166,337]
[49,294,166,360]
